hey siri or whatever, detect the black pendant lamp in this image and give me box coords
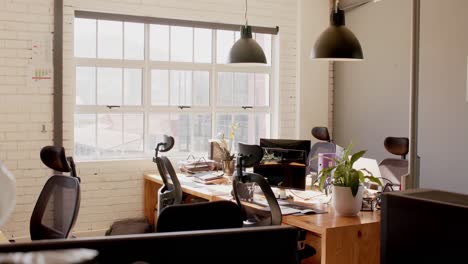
[228,0,267,64]
[311,0,363,61]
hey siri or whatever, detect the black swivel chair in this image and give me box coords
[378,137,409,189]
[234,143,316,262]
[156,200,243,233]
[307,127,336,175]
[30,146,80,240]
[152,135,183,216]
[233,143,282,226]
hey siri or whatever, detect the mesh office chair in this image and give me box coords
[307,127,336,175]
[153,135,183,216]
[156,200,243,233]
[378,137,409,189]
[233,143,282,226]
[30,146,80,240]
[234,143,316,262]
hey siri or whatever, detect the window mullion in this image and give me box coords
[211,29,217,140]
[144,23,151,153]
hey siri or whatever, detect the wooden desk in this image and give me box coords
[144,173,380,264]
[0,231,9,244]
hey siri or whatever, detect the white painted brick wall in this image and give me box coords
[1,0,299,238]
[0,0,55,239]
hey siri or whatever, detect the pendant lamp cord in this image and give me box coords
[334,0,339,13]
[245,0,248,26]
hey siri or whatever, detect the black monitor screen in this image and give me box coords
[259,139,311,164]
[256,138,311,190]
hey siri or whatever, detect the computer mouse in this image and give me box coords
[301,209,316,215]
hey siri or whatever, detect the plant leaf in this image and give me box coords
[350,150,366,166]
[357,170,365,183]
[364,175,383,186]
[349,170,360,197]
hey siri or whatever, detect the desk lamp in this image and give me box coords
[0,161,15,228]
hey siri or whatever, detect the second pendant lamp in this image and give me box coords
[311,0,363,61]
[228,0,267,64]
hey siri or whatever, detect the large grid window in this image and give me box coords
[74,17,274,160]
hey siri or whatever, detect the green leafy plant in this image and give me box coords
[317,143,382,197]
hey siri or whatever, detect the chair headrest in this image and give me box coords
[237,143,264,167]
[311,127,331,142]
[40,146,71,173]
[159,135,175,153]
[384,137,409,158]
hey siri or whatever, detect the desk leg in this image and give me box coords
[144,179,161,228]
[322,222,380,264]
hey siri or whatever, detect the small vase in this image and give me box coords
[222,160,235,177]
[332,185,364,216]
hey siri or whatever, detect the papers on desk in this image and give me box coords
[192,171,224,182]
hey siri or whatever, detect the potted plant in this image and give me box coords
[213,123,237,176]
[317,143,381,216]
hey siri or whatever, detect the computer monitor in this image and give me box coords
[255,138,311,190]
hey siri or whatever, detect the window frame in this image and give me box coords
[74,15,278,161]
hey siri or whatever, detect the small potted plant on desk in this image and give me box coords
[317,143,381,216]
[214,123,237,177]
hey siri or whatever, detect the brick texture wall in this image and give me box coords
[0,0,300,238]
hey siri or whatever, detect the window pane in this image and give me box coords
[151,70,169,106]
[97,67,122,106]
[215,113,233,141]
[255,113,270,144]
[74,114,96,158]
[255,33,272,65]
[97,113,123,157]
[217,72,233,106]
[124,68,142,106]
[170,70,192,106]
[76,67,95,105]
[150,25,169,61]
[124,22,144,60]
[194,28,212,63]
[170,26,193,62]
[148,113,171,151]
[171,113,191,152]
[123,113,144,153]
[233,73,252,106]
[193,71,209,106]
[234,114,250,145]
[191,113,211,152]
[216,30,234,64]
[74,18,96,58]
[255,74,270,106]
[98,20,122,59]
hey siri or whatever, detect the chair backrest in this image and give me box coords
[379,159,408,186]
[155,156,183,215]
[379,137,409,186]
[234,144,282,226]
[308,127,336,174]
[30,175,80,240]
[156,200,243,233]
[233,172,282,226]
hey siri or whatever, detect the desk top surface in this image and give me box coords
[0,231,9,244]
[144,173,380,235]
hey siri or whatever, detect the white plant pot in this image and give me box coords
[332,185,364,216]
